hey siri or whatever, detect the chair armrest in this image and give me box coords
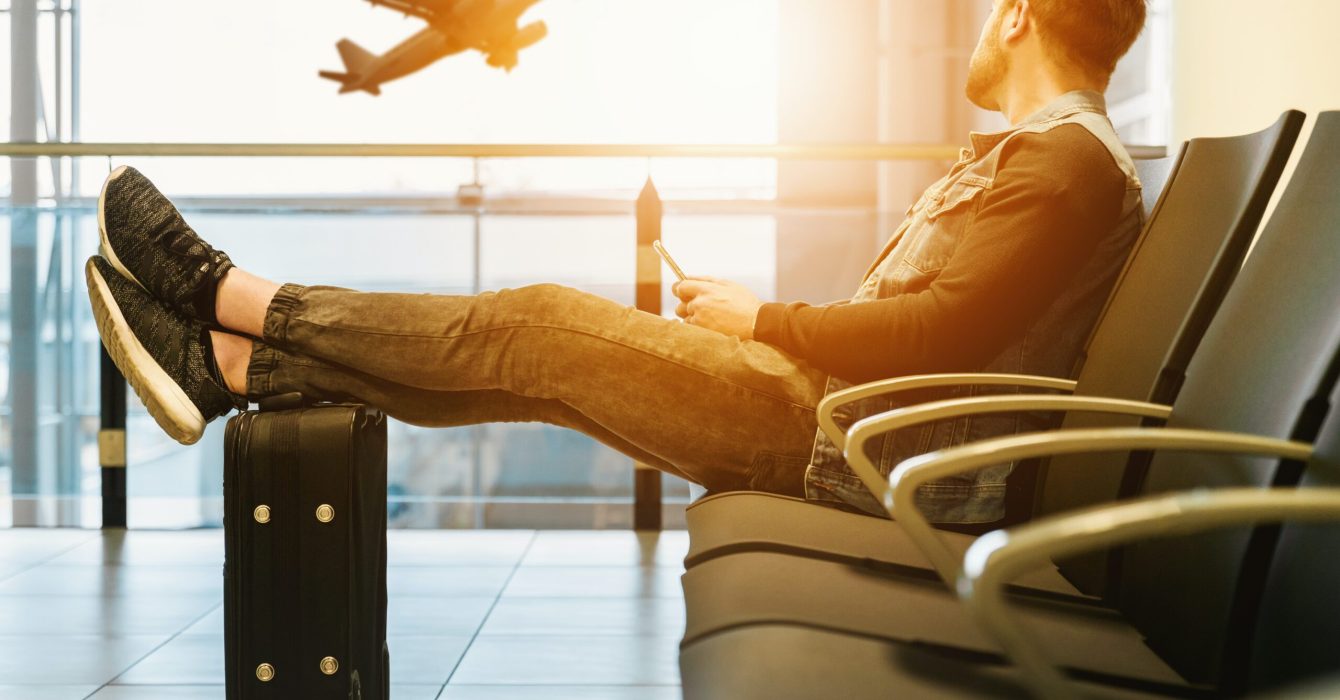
[959,487,1339,700]
[842,395,1171,507]
[879,427,1310,587]
[817,374,1078,450]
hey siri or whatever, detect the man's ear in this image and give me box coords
[1001,0,1031,46]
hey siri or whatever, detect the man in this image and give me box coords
[87,0,1147,525]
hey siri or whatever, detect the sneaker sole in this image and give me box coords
[86,259,206,445]
[98,165,149,292]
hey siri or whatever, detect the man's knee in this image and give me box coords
[498,283,613,324]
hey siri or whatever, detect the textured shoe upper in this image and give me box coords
[92,256,246,420]
[101,166,234,325]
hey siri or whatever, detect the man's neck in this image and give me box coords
[995,71,1098,125]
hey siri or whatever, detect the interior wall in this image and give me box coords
[1171,0,1340,241]
[1171,0,1340,145]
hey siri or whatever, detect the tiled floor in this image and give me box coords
[0,528,687,699]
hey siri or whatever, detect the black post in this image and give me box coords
[633,177,664,531]
[100,346,127,528]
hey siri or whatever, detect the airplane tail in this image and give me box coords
[511,21,548,51]
[335,38,376,74]
[319,39,382,95]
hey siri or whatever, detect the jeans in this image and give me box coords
[244,282,828,496]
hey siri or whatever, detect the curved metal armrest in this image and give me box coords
[841,396,1172,519]
[959,487,1340,700]
[881,427,1311,587]
[817,374,1078,450]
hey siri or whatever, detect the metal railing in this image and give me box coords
[1,142,963,160]
[0,141,1167,160]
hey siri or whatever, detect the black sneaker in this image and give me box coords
[86,256,247,445]
[98,165,234,326]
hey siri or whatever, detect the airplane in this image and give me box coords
[320,0,547,96]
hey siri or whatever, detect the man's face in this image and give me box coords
[965,0,1010,111]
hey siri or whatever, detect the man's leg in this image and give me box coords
[223,335,695,481]
[221,277,827,495]
[90,165,822,490]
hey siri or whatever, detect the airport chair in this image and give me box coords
[683,480,1340,700]
[678,112,1340,692]
[681,112,1306,598]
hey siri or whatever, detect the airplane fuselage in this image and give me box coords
[350,27,462,93]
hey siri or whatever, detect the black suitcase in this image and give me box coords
[223,395,390,699]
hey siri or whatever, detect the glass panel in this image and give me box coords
[0,204,102,527]
[0,211,8,523]
[78,0,780,196]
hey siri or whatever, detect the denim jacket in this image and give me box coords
[803,91,1145,523]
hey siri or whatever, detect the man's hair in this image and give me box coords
[1010,0,1147,85]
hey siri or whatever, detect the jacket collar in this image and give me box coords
[968,90,1109,157]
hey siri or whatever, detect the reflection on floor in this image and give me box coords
[0,528,687,699]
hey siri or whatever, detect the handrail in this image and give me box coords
[0,142,1168,160]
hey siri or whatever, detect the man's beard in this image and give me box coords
[965,24,1007,111]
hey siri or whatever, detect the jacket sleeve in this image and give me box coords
[753,124,1128,385]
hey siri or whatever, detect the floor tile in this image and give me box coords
[502,566,682,598]
[393,685,450,700]
[387,530,534,567]
[0,686,100,700]
[480,598,685,637]
[389,635,473,685]
[520,531,688,568]
[0,529,99,563]
[114,635,223,685]
[89,686,227,699]
[388,566,516,597]
[0,635,166,684]
[0,562,31,581]
[389,596,496,636]
[0,529,691,688]
[450,636,681,685]
[88,683,446,699]
[0,564,221,597]
[115,634,472,687]
[179,605,223,636]
[0,595,219,636]
[440,686,681,700]
[48,530,224,566]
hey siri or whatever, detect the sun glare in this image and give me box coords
[73,0,781,196]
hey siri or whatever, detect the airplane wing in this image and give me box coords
[365,0,440,22]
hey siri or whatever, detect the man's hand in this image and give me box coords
[672,276,763,340]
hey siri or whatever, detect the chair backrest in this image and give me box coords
[1249,374,1340,692]
[1116,111,1340,687]
[1037,111,1305,526]
[1135,154,1178,222]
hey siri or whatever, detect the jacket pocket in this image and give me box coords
[900,180,987,275]
[925,180,987,221]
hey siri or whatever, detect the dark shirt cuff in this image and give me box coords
[753,302,789,345]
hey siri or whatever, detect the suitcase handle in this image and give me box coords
[256,392,311,412]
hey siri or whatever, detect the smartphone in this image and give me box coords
[653,240,688,282]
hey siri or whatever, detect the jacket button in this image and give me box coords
[255,663,275,682]
[315,504,335,523]
[253,505,271,524]
[320,656,339,675]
